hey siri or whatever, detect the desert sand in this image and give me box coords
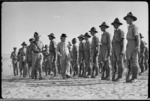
[1,58,149,100]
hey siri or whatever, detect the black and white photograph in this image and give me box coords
[1,1,149,99]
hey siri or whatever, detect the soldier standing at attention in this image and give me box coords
[99,22,112,80]
[111,18,125,81]
[89,27,100,78]
[31,32,44,80]
[43,45,50,76]
[83,32,92,78]
[71,38,79,77]
[57,34,71,79]
[20,42,28,78]
[10,47,18,76]
[27,38,34,78]
[77,34,85,77]
[48,33,58,77]
[124,12,140,83]
[18,47,22,76]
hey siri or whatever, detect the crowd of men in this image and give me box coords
[10,12,149,83]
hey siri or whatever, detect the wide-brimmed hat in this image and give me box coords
[60,33,67,38]
[84,32,91,37]
[48,33,55,38]
[72,38,77,43]
[99,22,109,28]
[139,33,144,38]
[29,38,34,42]
[21,42,27,46]
[34,32,41,37]
[111,18,123,25]
[13,47,17,50]
[89,27,98,33]
[123,12,137,21]
[78,34,85,39]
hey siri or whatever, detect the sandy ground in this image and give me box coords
[1,58,149,100]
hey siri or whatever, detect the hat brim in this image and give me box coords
[111,22,122,25]
[123,15,137,21]
[85,35,91,37]
[78,36,84,39]
[99,25,109,28]
[48,35,55,38]
[21,44,27,46]
[89,30,98,33]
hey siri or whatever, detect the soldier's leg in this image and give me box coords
[139,57,145,74]
[32,53,38,79]
[105,57,111,80]
[145,59,148,71]
[38,53,43,80]
[112,61,116,81]
[117,58,124,79]
[95,56,99,77]
[126,59,132,82]
[101,60,106,80]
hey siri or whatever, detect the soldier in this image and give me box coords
[139,33,146,75]
[57,33,71,79]
[89,27,100,78]
[77,34,85,77]
[31,32,44,80]
[42,45,50,76]
[48,33,58,77]
[10,47,18,76]
[18,47,22,76]
[99,22,112,80]
[71,38,79,77]
[144,42,149,71]
[83,32,92,78]
[98,44,104,74]
[19,42,28,78]
[111,18,125,81]
[124,12,140,83]
[27,38,34,77]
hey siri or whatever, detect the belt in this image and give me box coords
[33,51,42,53]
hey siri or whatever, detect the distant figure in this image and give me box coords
[89,27,100,78]
[31,32,44,80]
[57,33,71,79]
[144,42,149,71]
[77,34,85,77]
[124,12,140,83]
[71,38,79,77]
[48,33,58,77]
[19,42,28,78]
[139,33,146,75]
[99,22,112,80]
[42,45,50,76]
[10,47,18,76]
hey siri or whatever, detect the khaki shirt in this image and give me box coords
[112,29,125,43]
[91,35,100,53]
[79,41,84,61]
[72,44,78,61]
[10,51,18,60]
[32,40,44,52]
[84,40,91,59]
[27,44,33,61]
[126,24,139,40]
[49,40,57,53]
[19,47,27,62]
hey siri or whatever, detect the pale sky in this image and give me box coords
[2,2,148,54]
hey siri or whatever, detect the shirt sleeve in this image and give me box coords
[132,25,139,37]
[119,29,125,39]
[107,32,112,53]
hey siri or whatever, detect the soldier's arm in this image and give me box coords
[141,41,146,57]
[120,30,125,53]
[95,36,100,56]
[107,33,112,56]
[53,41,57,61]
[133,26,140,48]
[57,43,62,57]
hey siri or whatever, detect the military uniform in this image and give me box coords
[91,34,100,78]
[49,40,58,76]
[10,50,18,76]
[101,31,112,80]
[31,39,44,80]
[18,48,23,76]
[43,47,50,76]
[144,44,149,71]
[71,43,79,76]
[139,36,146,74]
[126,24,140,81]
[78,40,85,77]
[112,29,125,80]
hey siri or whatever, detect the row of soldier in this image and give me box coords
[10,12,149,82]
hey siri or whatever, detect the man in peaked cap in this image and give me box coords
[71,38,79,77]
[89,27,100,78]
[99,22,112,80]
[48,33,58,77]
[31,32,44,80]
[10,47,18,76]
[111,18,125,81]
[77,34,85,77]
[27,38,34,78]
[83,32,92,78]
[139,33,146,75]
[57,33,71,79]
[124,12,140,83]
